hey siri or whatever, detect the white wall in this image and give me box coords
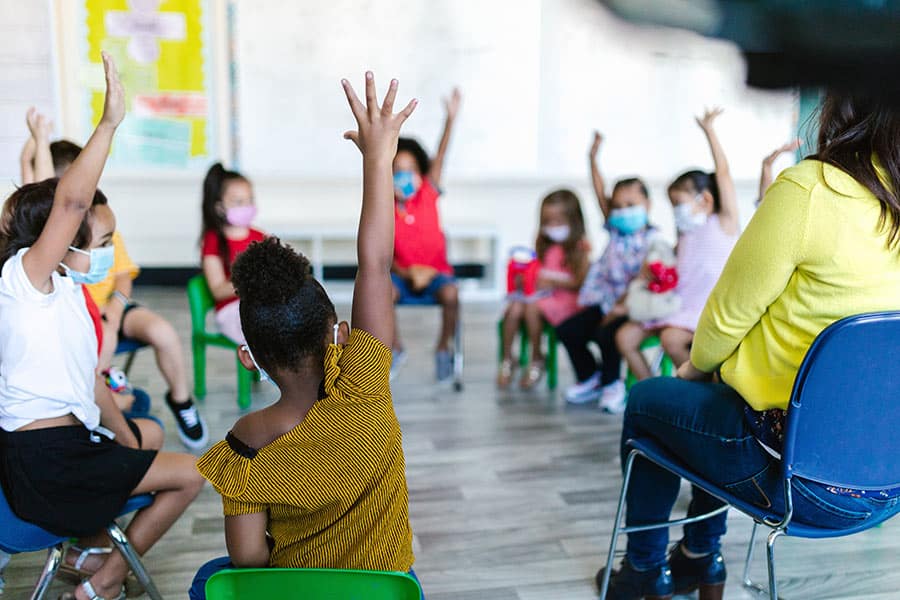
[1,0,798,301]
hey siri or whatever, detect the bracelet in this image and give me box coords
[112,290,131,308]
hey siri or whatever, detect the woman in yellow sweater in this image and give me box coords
[597,92,900,600]
[189,73,419,599]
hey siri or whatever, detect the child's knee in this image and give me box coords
[136,419,164,450]
[616,322,643,349]
[438,283,458,307]
[660,328,691,354]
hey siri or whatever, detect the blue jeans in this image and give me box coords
[189,557,425,599]
[621,377,900,569]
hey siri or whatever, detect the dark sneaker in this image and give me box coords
[595,558,673,600]
[435,349,453,382]
[668,542,726,599]
[166,392,208,450]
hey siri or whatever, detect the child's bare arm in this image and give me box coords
[342,73,416,347]
[225,513,270,567]
[26,108,54,182]
[20,136,36,185]
[23,52,124,290]
[428,87,460,188]
[94,376,140,448]
[696,108,739,234]
[589,131,611,218]
[758,139,802,204]
[202,255,237,302]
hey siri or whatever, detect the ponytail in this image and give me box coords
[201,162,248,269]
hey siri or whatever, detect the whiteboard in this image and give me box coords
[234,0,795,182]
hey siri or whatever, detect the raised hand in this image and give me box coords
[695,107,724,131]
[100,51,126,129]
[763,139,802,166]
[445,87,462,121]
[342,72,416,162]
[25,108,52,142]
[589,130,603,159]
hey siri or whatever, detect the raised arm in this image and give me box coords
[696,108,739,234]
[27,108,55,182]
[22,52,124,290]
[588,131,610,218]
[19,136,36,185]
[428,87,460,188]
[758,139,802,205]
[342,73,416,347]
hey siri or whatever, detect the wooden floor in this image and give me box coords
[4,288,899,599]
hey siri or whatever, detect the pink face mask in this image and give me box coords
[225,205,257,227]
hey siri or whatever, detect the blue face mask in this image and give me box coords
[607,206,648,235]
[60,245,114,285]
[393,171,417,200]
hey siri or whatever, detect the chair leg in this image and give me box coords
[765,528,785,600]
[546,326,558,390]
[599,449,638,600]
[107,522,163,600]
[236,358,253,410]
[30,544,63,600]
[192,338,207,400]
[742,521,759,588]
[452,317,464,392]
[122,351,138,377]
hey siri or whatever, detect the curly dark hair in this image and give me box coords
[0,179,108,269]
[231,237,337,375]
[396,137,431,175]
[668,170,721,213]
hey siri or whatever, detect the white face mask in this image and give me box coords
[542,225,571,243]
[673,196,708,234]
[332,323,339,346]
[242,344,277,389]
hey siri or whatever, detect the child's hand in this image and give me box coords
[763,139,802,166]
[445,87,462,121]
[589,130,603,159]
[695,107,723,131]
[25,108,52,143]
[342,72,417,162]
[99,51,126,129]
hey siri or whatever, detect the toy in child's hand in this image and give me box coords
[626,238,682,322]
[103,367,132,394]
[506,247,541,297]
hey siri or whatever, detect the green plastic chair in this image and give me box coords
[496,318,559,390]
[187,274,254,410]
[205,568,422,600]
[624,335,674,390]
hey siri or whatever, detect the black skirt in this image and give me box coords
[0,425,157,537]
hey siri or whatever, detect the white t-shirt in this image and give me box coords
[0,247,99,431]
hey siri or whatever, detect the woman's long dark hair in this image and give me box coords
[201,162,248,269]
[815,91,900,249]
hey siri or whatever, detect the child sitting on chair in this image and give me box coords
[190,73,419,599]
[390,87,461,382]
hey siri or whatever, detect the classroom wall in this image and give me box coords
[0,0,798,300]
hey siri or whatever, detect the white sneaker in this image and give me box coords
[565,372,602,404]
[599,380,627,414]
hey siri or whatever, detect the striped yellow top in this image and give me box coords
[692,159,900,410]
[197,329,414,571]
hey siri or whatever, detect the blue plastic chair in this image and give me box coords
[600,312,900,600]
[114,337,148,376]
[0,488,162,600]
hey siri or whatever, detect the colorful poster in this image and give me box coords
[81,0,217,169]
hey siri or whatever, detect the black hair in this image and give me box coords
[201,162,249,269]
[0,179,108,269]
[231,237,337,375]
[668,170,721,212]
[613,177,650,199]
[396,138,430,175]
[49,140,83,176]
[815,90,900,250]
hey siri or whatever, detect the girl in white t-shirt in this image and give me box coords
[0,53,203,600]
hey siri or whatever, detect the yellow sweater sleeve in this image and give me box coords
[691,175,812,372]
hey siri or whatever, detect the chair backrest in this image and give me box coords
[205,568,422,600]
[0,483,65,554]
[187,274,215,334]
[783,311,900,490]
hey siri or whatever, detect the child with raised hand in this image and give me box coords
[200,162,266,345]
[390,87,461,382]
[616,108,740,380]
[557,131,662,411]
[0,52,203,600]
[758,138,802,204]
[190,73,419,599]
[498,189,590,390]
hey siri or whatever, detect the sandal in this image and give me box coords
[520,359,545,390]
[58,579,125,600]
[497,358,516,389]
[58,546,143,598]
